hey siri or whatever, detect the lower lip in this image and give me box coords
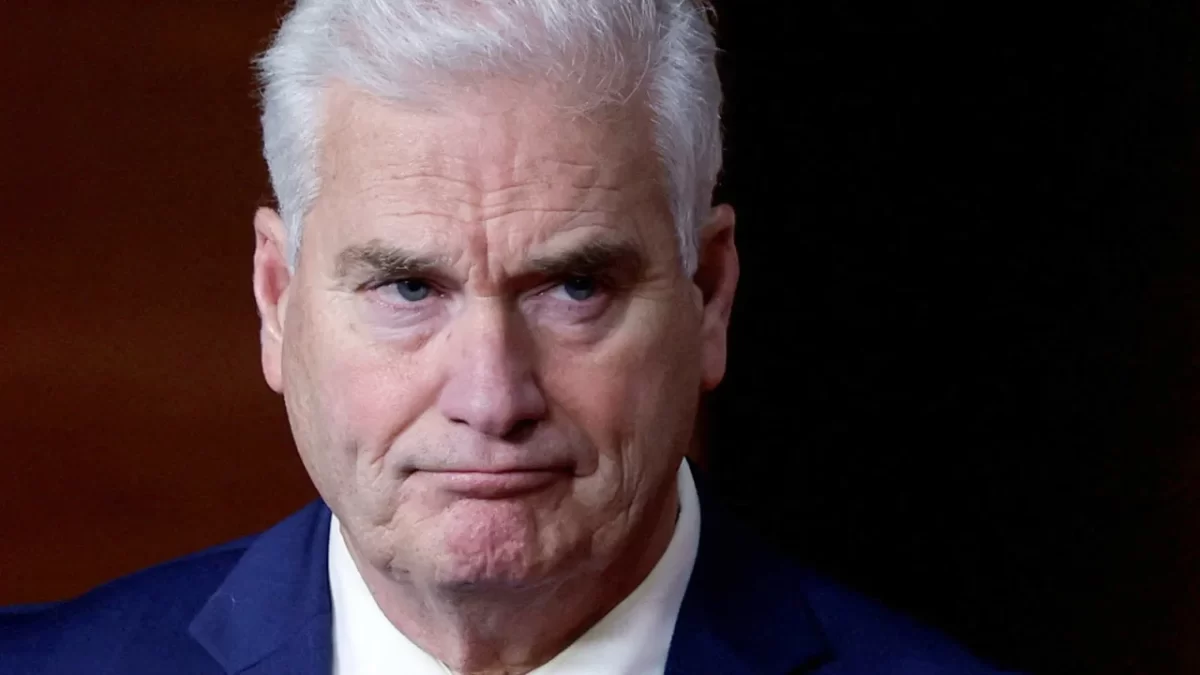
[426,471,567,499]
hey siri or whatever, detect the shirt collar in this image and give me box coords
[328,462,702,674]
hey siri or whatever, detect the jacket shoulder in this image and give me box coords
[683,487,1018,675]
[798,572,1013,674]
[0,536,254,675]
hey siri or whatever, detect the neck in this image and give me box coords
[344,483,679,675]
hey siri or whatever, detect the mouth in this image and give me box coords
[421,469,571,499]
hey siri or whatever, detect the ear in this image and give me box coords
[694,204,739,391]
[252,207,291,394]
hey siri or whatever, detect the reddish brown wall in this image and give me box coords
[1,2,315,604]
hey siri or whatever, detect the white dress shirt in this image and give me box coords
[328,462,702,675]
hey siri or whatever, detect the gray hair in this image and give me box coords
[256,0,723,273]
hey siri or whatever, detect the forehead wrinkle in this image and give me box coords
[360,163,628,227]
[352,179,472,230]
[320,86,667,288]
[490,158,624,192]
[333,99,642,219]
[396,143,628,196]
[359,159,617,223]
[477,205,622,232]
[346,166,631,272]
[450,109,634,203]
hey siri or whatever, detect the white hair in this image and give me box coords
[257,0,723,273]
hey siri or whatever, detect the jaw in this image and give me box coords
[336,461,682,674]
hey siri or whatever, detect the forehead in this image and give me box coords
[299,82,683,283]
[306,83,671,255]
[321,81,652,186]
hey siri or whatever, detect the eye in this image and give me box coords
[389,279,433,302]
[561,276,597,301]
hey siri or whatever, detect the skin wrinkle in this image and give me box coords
[253,78,738,675]
[362,174,622,216]
[347,198,631,294]
[338,237,647,308]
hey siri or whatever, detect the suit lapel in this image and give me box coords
[189,500,334,675]
[666,466,833,674]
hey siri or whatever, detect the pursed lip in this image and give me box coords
[419,468,572,499]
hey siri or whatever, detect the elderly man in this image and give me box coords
[2,1,1010,674]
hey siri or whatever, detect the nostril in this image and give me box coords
[503,419,539,444]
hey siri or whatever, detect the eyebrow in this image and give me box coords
[333,236,648,288]
[525,238,647,282]
[335,241,449,287]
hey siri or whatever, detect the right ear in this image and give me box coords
[252,207,291,394]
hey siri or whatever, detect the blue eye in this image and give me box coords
[562,276,596,301]
[391,279,432,302]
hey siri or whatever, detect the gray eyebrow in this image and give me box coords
[334,241,449,285]
[333,236,648,289]
[524,238,647,280]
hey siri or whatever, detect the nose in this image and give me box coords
[436,304,547,439]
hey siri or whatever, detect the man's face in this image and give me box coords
[253,83,736,589]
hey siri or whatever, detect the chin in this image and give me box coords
[423,499,573,590]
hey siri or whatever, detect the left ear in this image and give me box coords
[694,204,739,391]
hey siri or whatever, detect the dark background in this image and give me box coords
[2,3,1198,674]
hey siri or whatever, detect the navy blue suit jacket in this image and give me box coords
[2,487,1011,674]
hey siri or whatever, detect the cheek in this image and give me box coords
[284,295,434,478]
[326,346,436,465]
[544,299,702,485]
